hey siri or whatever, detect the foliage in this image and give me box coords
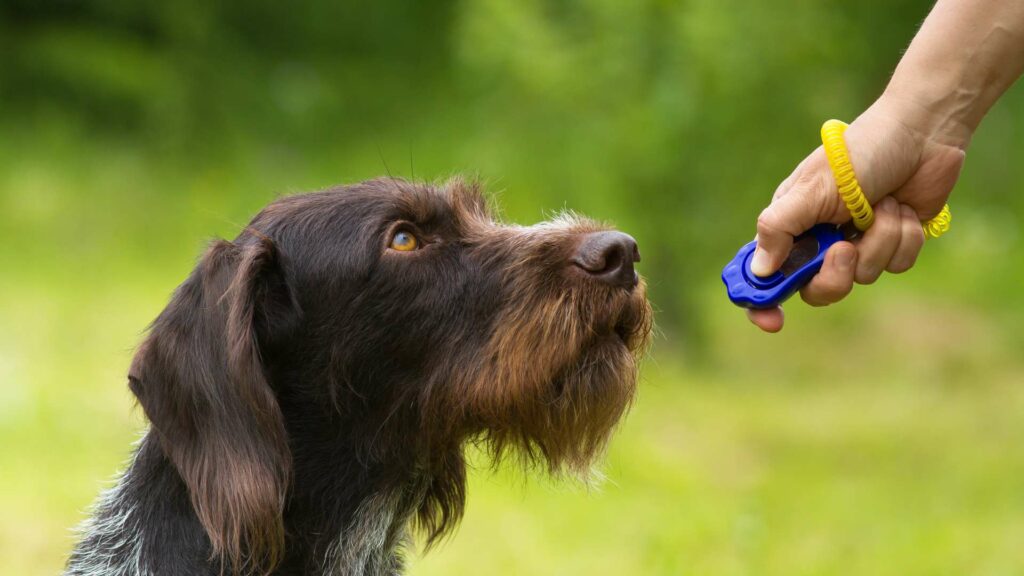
[2,1,1024,574]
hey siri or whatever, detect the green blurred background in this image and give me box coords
[3,0,1024,574]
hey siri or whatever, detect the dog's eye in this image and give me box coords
[389,230,419,252]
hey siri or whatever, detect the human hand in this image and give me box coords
[747,96,965,332]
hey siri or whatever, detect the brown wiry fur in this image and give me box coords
[413,181,652,544]
[129,239,292,574]
[94,177,651,575]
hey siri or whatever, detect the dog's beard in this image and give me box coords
[452,279,653,479]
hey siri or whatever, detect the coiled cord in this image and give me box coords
[820,119,951,239]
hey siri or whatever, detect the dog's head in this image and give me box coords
[128,178,652,572]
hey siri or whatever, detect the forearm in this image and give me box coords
[882,0,1024,148]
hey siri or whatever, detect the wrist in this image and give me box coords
[877,85,974,150]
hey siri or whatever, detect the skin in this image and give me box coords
[747,0,1024,332]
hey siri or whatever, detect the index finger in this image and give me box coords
[746,307,785,333]
[752,175,832,276]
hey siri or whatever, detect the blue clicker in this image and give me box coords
[722,224,845,309]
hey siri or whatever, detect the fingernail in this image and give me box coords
[751,248,771,277]
[836,248,855,272]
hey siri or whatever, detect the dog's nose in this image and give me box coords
[571,231,640,289]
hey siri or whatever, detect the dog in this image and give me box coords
[65,177,652,576]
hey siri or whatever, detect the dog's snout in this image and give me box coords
[571,231,640,289]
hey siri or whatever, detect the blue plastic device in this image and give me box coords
[722,224,845,309]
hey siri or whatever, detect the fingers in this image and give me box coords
[746,307,785,333]
[752,170,834,276]
[770,153,815,202]
[744,203,926,331]
[848,197,925,281]
[792,201,924,311]
[800,241,857,306]
[744,244,854,333]
[752,149,841,277]
[887,204,926,273]
[852,197,902,284]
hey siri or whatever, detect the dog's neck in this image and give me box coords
[276,410,430,576]
[66,431,428,576]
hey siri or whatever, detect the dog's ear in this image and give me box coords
[129,235,297,574]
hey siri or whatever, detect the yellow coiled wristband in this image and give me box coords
[820,119,951,239]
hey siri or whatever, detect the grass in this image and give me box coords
[5,258,1024,575]
[410,299,1024,576]
[3,122,1024,574]
[5,3,1024,570]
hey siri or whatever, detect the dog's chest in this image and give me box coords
[318,483,425,576]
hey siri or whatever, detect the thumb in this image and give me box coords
[751,172,835,276]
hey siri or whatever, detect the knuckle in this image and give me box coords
[876,205,902,235]
[811,170,838,199]
[793,173,830,205]
[888,245,922,276]
[802,290,836,307]
[756,209,779,237]
[804,278,851,306]
[855,266,882,285]
[886,258,914,274]
[907,225,926,250]
[799,289,828,307]
[828,279,855,300]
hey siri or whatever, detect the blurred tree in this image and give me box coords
[1,0,1022,348]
